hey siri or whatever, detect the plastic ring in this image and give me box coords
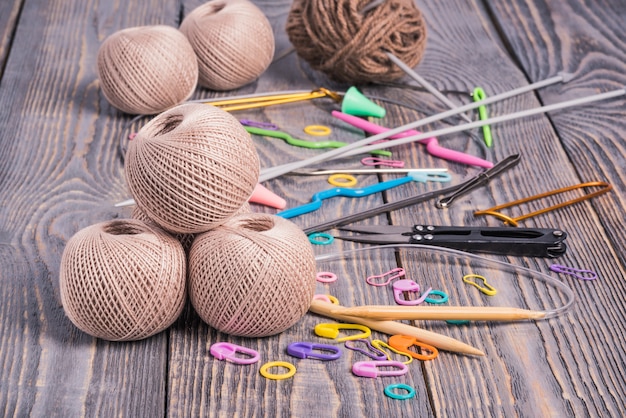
[304,125,331,136]
[259,361,296,380]
[316,272,338,283]
[313,294,332,303]
[384,383,416,400]
[328,174,357,187]
[308,232,334,245]
[424,289,449,304]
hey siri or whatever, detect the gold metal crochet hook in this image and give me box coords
[474,181,612,226]
[204,88,342,112]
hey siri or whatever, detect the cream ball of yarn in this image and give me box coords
[97,25,199,115]
[124,102,260,234]
[180,0,275,90]
[188,213,317,337]
[59,219,187,341]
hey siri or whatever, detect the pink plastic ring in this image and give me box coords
[316,272,338,283]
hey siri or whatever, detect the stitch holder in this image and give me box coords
[474,181,612,226]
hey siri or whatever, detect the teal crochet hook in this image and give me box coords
[277,171,451,219]
[245,126,392,157]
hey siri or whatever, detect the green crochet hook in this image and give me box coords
[245,126,392,157]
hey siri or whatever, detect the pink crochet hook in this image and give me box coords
[332,111,493,168]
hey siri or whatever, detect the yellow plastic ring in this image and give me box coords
[304,125,332,136]
[328,174,357,187]
[259,361,296,380]
[327,295,340,305]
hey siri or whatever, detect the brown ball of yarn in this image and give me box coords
[180,0,275,90]
[125,102,260,234]
[286,0,427,84]
[188,213,317,337]
[97,25,198,115]
[59,219,187,341]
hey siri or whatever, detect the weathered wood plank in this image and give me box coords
[0,0,184,416]
[0,0,23,74]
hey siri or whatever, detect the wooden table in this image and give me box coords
[1,0,625,416]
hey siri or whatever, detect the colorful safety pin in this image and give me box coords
[344,339,388,361]
[277,171,451,219]
[388,335,439,361]
[286,342,342,360]
[245,126,391,156]
[332,110,493,168]
[314,323,371,342]
[474,181,613,226]
[352,360,409,378]
[393,279,432,306]
[209,342,260,365]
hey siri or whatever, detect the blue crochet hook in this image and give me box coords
[277,171,451,219]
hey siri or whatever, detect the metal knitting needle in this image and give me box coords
[290,168,448,175]
[256,73,575,182]
[385,52,473,123]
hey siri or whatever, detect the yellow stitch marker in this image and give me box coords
[473,87,493,147]
[371,340,413,365]
[328,174,357,187]
[304,125,332,136]
[259,361,297,380]
[462,274,497,296]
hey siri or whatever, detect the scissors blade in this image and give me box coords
[334,233,410,245]
[338,225,411,234]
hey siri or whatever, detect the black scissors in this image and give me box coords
[335,224,568,258]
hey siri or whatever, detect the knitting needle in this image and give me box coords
[329,305,547,321]
[308,299,485,356]
[260,80,624,182]
[385,52,473,123]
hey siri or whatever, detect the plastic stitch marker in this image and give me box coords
[287,342,342,360]
[314,323,371,342]
[344,339,387,361]
[366,267,406,286]
[259,361,296,380]
[316,272,338,283]
[371,340,413,364]
[424,289,449,304]
[550,264,598,281]
[384,383,416,400]
[352,360,408,378]
[361,157,405,168]
[308,232,334,245]
[328,174,357,187]
[473,87,493,147]
[393,279,432,306]
[462,274,497,296]
[304,125,332,136]
[210,342,260,365]
[388,335,439,361]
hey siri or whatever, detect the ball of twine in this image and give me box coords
[285,0,427,84]
[125,102,260,234]
[59,219,187,341]
[188,213,317,337]
[132,202,252,254]
[97,25,199,115]
[180,0,275,91]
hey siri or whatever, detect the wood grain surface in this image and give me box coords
[0,0,624,417]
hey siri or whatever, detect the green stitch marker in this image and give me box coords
[473,87,493,147]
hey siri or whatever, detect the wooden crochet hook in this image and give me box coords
[308,300,485,357]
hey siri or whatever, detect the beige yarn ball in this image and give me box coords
[59,219,187,341]
[180,0,275,90]
[97,25,198,115]
[125,102,260,234]
[132,201,252,254]
[188,213,317,337]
